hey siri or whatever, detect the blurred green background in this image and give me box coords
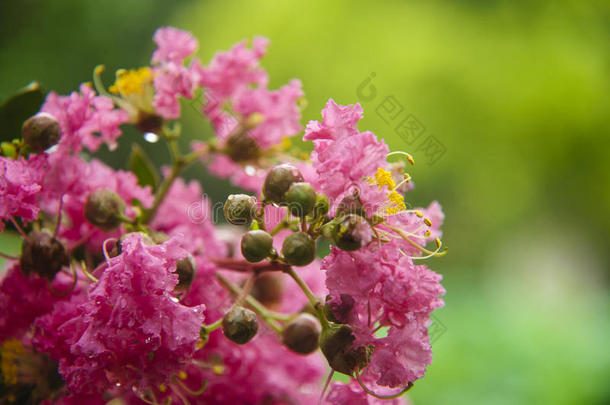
[1,1,609,404]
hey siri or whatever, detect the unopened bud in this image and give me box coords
[175,255,196,291]
[226,131,261,162]
[135,111,163,134]
[20,230,69,280]
[281,313,321,354]
[21,112,61,153]
[250,273,283,307]
[262,164,304,204]
[240,230,273,263]
[84,188,127,231]
[223,194,257,225]
[336,190,366,217]
[312,194,329,217]
[331,214,372,251]
[281,232,315,266]
[319,323,374,375]
[222,306,259,344]
[285,182,316,217]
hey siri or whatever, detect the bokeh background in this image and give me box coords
[1,1,609,404]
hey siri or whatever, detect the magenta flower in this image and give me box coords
[0,155,46,230]
[305,99,389,202]
[34,233,205,394]
[0,264,81,343]
[326,380,404,405]
[41,84,128,154]
[40,154,153,251]
[152,27,199,64]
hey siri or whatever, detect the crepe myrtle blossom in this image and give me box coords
[0,26,447,405]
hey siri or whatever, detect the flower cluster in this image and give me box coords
[0,26,445,404]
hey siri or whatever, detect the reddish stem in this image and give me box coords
[210,258,290,274]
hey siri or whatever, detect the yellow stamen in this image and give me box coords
[159,384,167,393]
[374,168,396,190]
[1,339,24,386]
[109,67,153,95]
[424,218,432,227]
[178,371,188,380]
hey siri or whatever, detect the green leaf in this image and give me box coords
[127,143,160,190]
[0,82,46,144]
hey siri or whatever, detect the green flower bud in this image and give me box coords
[20,230,69,280]
[262,164,304,204]
[222,306,259,344]
[336,190,366,217]
[175,255,196,291]
[226,131,261,162]
[21,112,61,153]
[281,313,321,354]
[313,194,329,217]
[285,182,316,217]
[319,323,374,375]
[223,194,257,225]
[83,188,127,231]
[240,230,273,262]
[281,232,315,266]
[331,214,372,251]
[250,273,283,307]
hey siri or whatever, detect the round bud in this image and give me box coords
[281,313,321,354]
[135,111,163,134]
[226,131,261,162]
[84,188,127,231]
[223,194,257,225]
[175,255,196,291]
[262,164,304,204]
[336,191,366,217]
[250,273,283,307]
[285,182,316,217]
[240,230,273,263]
[21,112,61,153]
[320,323,374,375]
[331,215,372,251]
[281,232,315,266]
[312,194,329,217]
[20,230,69,280]
[222,306,259,344]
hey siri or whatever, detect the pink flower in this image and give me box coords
[34,234,205,394]
[233,79,304,149]
[0,264,81,343]
[150,173,227,258]
[305,99,389,202]
[152,27,198,64]
[40,154,153,251]
[199,37,269,101]
[304,98,363,142]
[326,380,403,405]
[41,84,128,154]
[152,61,201,119]
[0,155,46,230]
[322,243,444,388]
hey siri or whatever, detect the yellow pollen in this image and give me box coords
[415,210,423,218]
[374,168,396,190]
[178,371,188,380]
[424,230,432,238]
[1,339,24,386]
[159,384,167,392]
[385,191,407,214]
[424,218,432,227]
[212,364,225,375]
[109,67,153,95]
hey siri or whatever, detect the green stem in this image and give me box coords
[284,266,330,329]
[201,317,223,335]
[216,273,283,334]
